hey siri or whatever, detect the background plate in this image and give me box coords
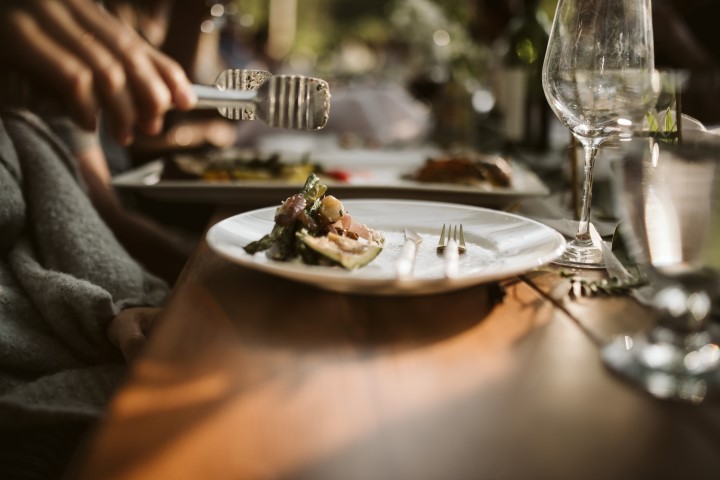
[113,148,549,209]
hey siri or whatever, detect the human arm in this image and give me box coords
[0,0,197,144]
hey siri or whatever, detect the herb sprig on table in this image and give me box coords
[559,222,649,299]
[560,272,648,299]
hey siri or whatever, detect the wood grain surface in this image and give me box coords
[72,223,720,480]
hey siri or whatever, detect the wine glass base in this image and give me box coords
[551,240,605,269]
[602,325,720,403]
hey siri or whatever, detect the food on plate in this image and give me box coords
[409,150,513,187]
[243,174,384,269]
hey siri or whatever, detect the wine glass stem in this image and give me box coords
[576,145,599,242]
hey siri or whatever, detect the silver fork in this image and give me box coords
[397,228,423,279]
[192,70,331,130]
[436,224,467,254]
[437,224,466,277]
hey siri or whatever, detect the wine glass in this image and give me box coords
[603,134,720,403]
[542,0,658,267]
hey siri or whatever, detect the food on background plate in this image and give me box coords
[409,150,513,187]
[201,153,318,181]
[161,151,320,182]
[160,151,349,183]
[243,174,384,269]
[159,147,514,190]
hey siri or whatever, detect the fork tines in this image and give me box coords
[437,224,466,254]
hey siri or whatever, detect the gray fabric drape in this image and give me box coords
[0,109,168,427]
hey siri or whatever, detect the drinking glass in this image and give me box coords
[542,0,657,267]
[603,134,720,403]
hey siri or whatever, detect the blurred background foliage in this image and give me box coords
[201,0,560,149]
[224,0,558,82]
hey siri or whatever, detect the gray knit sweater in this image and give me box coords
[0,110,168,427]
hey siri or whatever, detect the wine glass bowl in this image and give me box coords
[548,69,660,140]
[542,0,657,267]
[603,135,720,403]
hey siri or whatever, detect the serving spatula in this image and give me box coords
[192,69,331,130]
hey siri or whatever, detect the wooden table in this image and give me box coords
[72,211,720,480]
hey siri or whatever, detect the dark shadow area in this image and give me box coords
[207,257,506,352]
[0,420,91,480]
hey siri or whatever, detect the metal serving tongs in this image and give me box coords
[191,69,331,130]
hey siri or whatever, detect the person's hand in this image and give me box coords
[108,307,161,363]
[0,0,197,144]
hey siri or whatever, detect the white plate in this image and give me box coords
[112,148,549,209]
[206,200,566,295]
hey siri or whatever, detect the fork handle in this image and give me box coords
[396,240,418,280]
[191,85,257,108]
[444,239,460,278]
